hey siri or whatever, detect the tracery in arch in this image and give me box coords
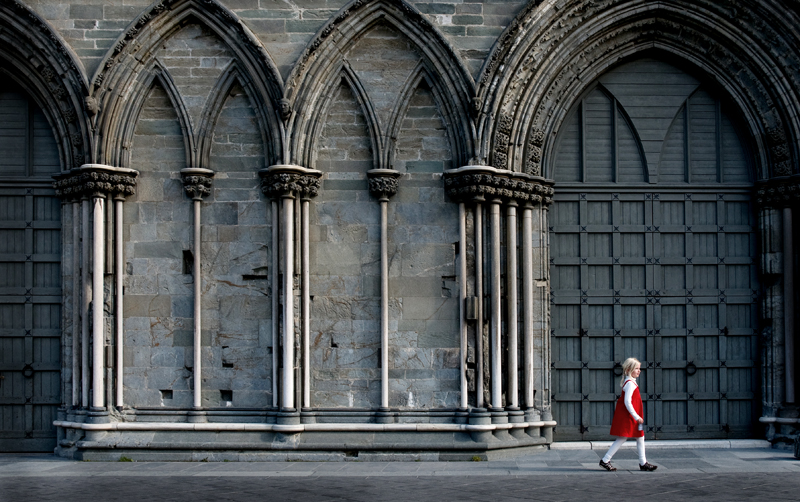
[550,58,753,185]
[286,0,474,169]
[92,0,282,169]
[478,0,799,180]
[0,1,89,170]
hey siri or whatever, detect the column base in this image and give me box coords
[85,409,110,441]
[469,408,492,443]
[300,408,317,424]
[507,409,527,440]
[187,409,207,423]
[375,408,395,424]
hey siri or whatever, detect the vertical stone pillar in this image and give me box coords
[260,165,321,422]
[180,168,214,418]
[506,201,519,411]
[784,207,796,404]
[539,186,554,430]
[367,169,401,420]
[458,202,469,411]
[80,196,90,409]
[53,165,138,424]
[522,202,535,412]
[475,198,485,409]
[489,198,503,412]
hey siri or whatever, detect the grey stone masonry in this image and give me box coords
[1,0,795,458]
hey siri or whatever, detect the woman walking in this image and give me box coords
[599,357,658,471]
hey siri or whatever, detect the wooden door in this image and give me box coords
[0,83,62,452]
[549,58,758,441]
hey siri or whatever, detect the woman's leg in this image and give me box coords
[636,436,647,465]
[602,437,628,463]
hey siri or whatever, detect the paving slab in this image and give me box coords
[1,447,798,501]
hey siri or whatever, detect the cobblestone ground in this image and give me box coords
[2,448,799,501]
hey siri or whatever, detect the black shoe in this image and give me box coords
[639,462,658,471]
[599,460,617,471]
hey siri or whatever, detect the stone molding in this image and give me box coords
[477,0,800,179]
[284,0,475,169]
[755,176,800,208]
[89,0,283,168]
[367,169,401,201]
[1,1,90,170]
[259,165,322,200]
[53,164,139,201]
[180,168,215,201]
[443,165,554,206]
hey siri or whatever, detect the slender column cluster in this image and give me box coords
[756,177,800,404]
[53,165,138,416]
[180,168,214,414]
[444,166,554,420]
[260,165,321,414]
[367,169,401,412]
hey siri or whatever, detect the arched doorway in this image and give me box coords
[549,57,758,441]
[0,79,62,451]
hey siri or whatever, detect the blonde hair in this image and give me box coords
[620,357,641,387]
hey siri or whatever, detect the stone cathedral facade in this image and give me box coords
[0,0,798,460]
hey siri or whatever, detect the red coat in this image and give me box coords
[609,380,644,438]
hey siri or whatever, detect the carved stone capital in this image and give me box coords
[53,164,138,201]
[367,169,401,201]
[180,168,214,201]
[443,165,554,206]
[259,164,322,200]
[756,176,800,208]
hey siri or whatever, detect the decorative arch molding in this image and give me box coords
[284,0,476,169]
[477,0,800,180]
[91,0,283,168]
[0,1,90,172]
[117,63,196,169]
[196,63,270,169]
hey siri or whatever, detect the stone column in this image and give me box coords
[367,169,401,417]
[506,201,519,411]
[489,197,503,412]
[180,168,214,418]
[784,207,796,404]
[458,202,469,411]
[80,196,90,409]
[260,165,321,420]
[53,165,138,420]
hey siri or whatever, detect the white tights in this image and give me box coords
[602,436,646,465]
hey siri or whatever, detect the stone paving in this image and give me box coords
[1,443,799,501]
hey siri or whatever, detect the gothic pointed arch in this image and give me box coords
[284,0,475,169]
[0,1,90,171]
[118,63,195,169]
[195,62,268,170]
[306,64,383,170]
[91,0,283,169]
[384,63,456,172]
[477,0,800,180]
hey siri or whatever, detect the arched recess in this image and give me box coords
[91,0,283,169]
[477,0,800,180]
[306,64,383,170]
[196,63,270,170]
[118,63,195,169]
[0,1,90,171]
[284,0,475,169]
[546,57,761,441]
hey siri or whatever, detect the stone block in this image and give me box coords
[418,330,458,348]
[391,347,432,370]
[124,294,171,318]
[134,241,183,259]
[71,4,103,19]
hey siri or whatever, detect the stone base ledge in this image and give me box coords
[550,439,771,450]
[54,428,551,462]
